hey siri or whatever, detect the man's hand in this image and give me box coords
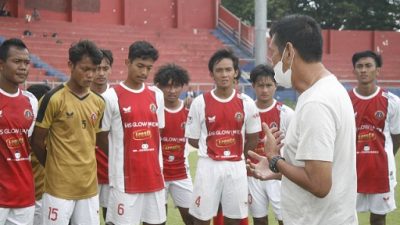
[246,151,280,180]
[263,122,284,160]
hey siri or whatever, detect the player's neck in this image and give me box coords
[124,80,143,90]
[0,79,19,94]
[256,98,274,109]
[356,83,377,97]
[66,80,89,97]
[91,83,107,95]
[165,99,181,110]
[214,87,234,99]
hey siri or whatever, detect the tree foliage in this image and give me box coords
[221,0,400,30]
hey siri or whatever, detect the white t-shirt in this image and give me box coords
[281,75,358,225]
[185,89,261,160]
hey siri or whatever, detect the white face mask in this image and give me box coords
[273,48,294,88]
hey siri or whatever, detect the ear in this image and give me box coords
[125,59,130,66]
[376,67,381,76]
[67,61,73,70]
[285,42,295,60]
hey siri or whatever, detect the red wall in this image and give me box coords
[8,0,217,29]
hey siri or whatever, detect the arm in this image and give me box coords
[96,131,109,156]
[30,126,49,166]
[188,138,199,149]
[392,134,400,155]
[244,132,258,157]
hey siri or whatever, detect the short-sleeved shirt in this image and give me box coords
[185,89,261,160]
[35,84,105,200]
[0,88,37,207]
[102,82,165,193]
[161,101,190,181]
[349,87,400,193]
[281,75,358,225]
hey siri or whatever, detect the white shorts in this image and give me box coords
[98,184,110,208]
[106,187,166,225]
[189,157,248,221]
[33,200,42,225]
[356,189,397,215]
[248,176,282,220]
[41,193,99,225]
[0,206,35,225]
[165,177,193,208]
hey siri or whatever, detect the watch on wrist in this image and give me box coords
[269,155,285,173]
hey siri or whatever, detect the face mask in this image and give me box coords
[273,48,294,88]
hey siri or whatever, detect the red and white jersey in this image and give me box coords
[349,87,400,193]
[0,88,37,207]
[102,82,165,193]
[252,99,294,161]
[161,101,190,181]
[96,85,110,184]
[185,89,261,161]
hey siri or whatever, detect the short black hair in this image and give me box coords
[270,14,322,63]
[208,48,239,78]
[352,50,382,68]
[100,49,113,66]
[27,84,51,100]
[69,40,103,65]
[128,41,159,61]
[154,63,189,87]
[0,38,28,61]
[250,64,275,84]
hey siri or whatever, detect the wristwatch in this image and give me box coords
[269,155,285,173]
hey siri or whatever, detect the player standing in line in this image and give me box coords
[90,49,113,221]
[248,64,294,225]
[185,48,261,225]
[0,38,37,225]
[349,50,400,225]
[154,63,194,225]
[31,40,105,225]
[27,84,51,225]
[97,41,166,225]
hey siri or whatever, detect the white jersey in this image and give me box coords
[282,75,358,225]
[101,82,165,193]
[185,89,261,160]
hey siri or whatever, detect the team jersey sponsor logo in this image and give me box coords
[208,129,241,136]
[216,137,236,147]
[168,155,175,162]
[163,143,182,151]
[24,109,33,119]
[207,115,216,123]
[132,129,152,140]
[149,103,157,113]
[234,112,243,122]
[6,137,26,149]
[0,128,29,135]
[124,121,158,128]
[122,106,131,113]
[374,110,385,120]
[358,132,376,141]
[161,137,186,142]
[66,111,74,118]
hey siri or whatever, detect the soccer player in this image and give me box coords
[27,84,51,225]
[97,41,166,225]
[90,49,113,220]
[0,38,37,225]
[247,15,358,225]
[154,63,193,225]
[349,50,400,225]
[248,64,294,225]
[185,48,261,225]
[31,40,105,225]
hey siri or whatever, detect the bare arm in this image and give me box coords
[244,132,258,158]
[30,126,49,166]
[96,131,110,156]
[392,134,400,155]
[188,138,199,149]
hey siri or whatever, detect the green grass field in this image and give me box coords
[163,151,400,225]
